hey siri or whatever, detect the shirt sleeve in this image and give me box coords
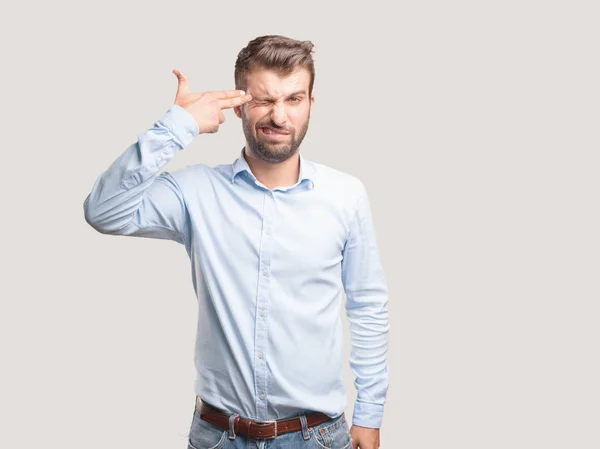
[83,104,199,245]
[341,185,390,429]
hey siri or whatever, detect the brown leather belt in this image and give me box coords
[196,399,336,439]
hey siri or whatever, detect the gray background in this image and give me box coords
[1,0,598,448]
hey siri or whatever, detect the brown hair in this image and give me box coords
[235,35,315,96]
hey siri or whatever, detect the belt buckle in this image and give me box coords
[253,419,278,439]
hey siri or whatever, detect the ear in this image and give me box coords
[234,105,242,118]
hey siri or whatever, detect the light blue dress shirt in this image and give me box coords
[83,104,389,428]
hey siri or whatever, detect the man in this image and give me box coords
[83,35,388,449]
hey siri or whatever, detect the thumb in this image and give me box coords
[172,68,189,99]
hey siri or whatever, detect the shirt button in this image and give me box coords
[187,132,193,138]
[266,228,272,235]
[260,311,264,317]
[262,268,268,276]
[258,353,263,359]
[259,394,265,399]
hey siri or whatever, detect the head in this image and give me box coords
[233,35,315,164]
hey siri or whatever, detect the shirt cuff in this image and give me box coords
[157,104,200,148]
[352,401,384,429]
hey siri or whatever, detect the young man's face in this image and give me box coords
[234,67,314,164]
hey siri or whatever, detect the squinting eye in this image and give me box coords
[289,97,301,103]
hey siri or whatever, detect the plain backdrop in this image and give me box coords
[1,1,598,448]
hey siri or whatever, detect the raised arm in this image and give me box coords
[83,69,252,244]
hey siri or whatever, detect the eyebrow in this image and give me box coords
[254,90,307,101]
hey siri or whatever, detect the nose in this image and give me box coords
[270,102,287,127]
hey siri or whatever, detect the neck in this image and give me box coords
[243,146,301,190]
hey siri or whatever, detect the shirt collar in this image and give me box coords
[230,147,316,189]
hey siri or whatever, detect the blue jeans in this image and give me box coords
[186,405,353,449]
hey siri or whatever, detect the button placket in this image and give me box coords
[254,189,276,418]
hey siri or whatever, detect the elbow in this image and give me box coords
[83,195,118,235]
[83,191,141,236]
[83,196,106,234]
[345,284,389,310]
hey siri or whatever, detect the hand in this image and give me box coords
[350,425,380,449]
[172,68,253,134]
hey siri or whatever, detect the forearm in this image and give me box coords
[347,283,389,428]
[83,105,197,234]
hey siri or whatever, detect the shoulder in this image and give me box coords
[161,162,228,185]
[310,160,367,204]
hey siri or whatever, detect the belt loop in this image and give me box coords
[299,413,311,440]
[228,413,239,440]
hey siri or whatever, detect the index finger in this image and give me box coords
[209,89,247,100]
[218,94,253,109]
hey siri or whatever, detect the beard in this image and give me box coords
[242,112,310,164]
